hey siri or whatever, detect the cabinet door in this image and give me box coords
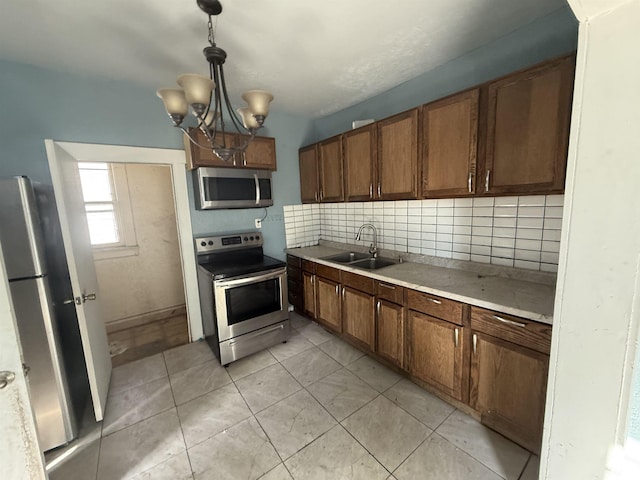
[376,299,404,368]
[421,89,479,197]
[184,128,238,169]
[299,145,320,203]
[239,135,277,170]
[344,125,377,201]
[469,331,548,452]
[377,109,419,200]
[408,311,464,400]
[302,272,316,319]
[318,136,344,202]
[342,287,375,350]
[482,55,574,195]
[316,277,342,333]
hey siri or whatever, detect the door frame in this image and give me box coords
[45,141,203,341]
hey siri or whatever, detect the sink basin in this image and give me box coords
[350,257,398,270]
[323,251,371,263]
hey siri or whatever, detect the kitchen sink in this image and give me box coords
[350,257,398,270]
[322,251,371,263]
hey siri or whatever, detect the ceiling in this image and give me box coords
[0,0,565,118]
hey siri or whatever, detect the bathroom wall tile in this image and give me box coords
[471,236,492,247]
[492,236,515,249]
[454,198,473,207]
[517,217,544,229]
[516,228,543,241]
[472,226,492,237]
[473,197,495,207]
[545,194,564,206]
[515,249,541,262]
[472,217,492,227]
[471,254,490,264]
[491,247,515,259]
[541,240,561,253]
[515,238,542,251]
[471,245,491,256]
[514,259,540,270]
[544,218,563,230]
[518,195,545,206]
[518,206,545,217]
[494,196,518,207]
[452,252,471,261]
[491,257,514,267]
[494,217,517,228]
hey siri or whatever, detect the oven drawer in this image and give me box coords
[219,320,290,365]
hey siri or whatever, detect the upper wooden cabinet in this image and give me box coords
[343,124,377,201]
[377,109,420,200]
[299,145,320,203]
[238,135,277,170]
[421,89,479,197]
[318,136,344,202]
[184,128,277,170]
[481,55,574,195]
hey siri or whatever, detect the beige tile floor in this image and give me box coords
[48,312,540,480]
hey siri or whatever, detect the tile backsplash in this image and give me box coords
[283,195,564,273]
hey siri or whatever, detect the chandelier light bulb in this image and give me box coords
[177,74,215,107]
[156,89,189,116]
[237,107,260,129]
[242,90,274,119]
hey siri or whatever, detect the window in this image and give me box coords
[78,162,138,259]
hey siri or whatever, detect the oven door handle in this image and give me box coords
[215,268,285,289]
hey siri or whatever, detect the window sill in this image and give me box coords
[93,245,139,261]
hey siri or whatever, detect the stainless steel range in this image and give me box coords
[195,231,290,366]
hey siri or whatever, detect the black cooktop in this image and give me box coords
[197,247,286,280]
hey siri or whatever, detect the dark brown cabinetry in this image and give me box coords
[286,255,303,312]
[316,276,342,333]
[342,286,375,350]
[469,307,551,452]
[318,136,344,202]
[480,55,574,195]
[184,128,277,170]
[421,89,479,197]
[377,109,419,200]
[343,124,377,201]
[375,282,405,368]
[299,145,320,203]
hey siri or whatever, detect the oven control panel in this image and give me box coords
[195,231,263,253]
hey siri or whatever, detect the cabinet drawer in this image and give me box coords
[302,260,315,273]
[316,263,341,282]
[407,290,463,325]
[287,254,301,269]
[376,281,404,304]
[470,307,552,354]
[342,271,375,294]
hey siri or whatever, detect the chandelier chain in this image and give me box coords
[207,15,218,46]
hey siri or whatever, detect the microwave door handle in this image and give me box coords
[254,173,259,205]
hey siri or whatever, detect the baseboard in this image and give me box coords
[106,304,187,334]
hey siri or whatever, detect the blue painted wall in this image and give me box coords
[0,6,577,260]
[307,6,578,144]
[0,60,312,260]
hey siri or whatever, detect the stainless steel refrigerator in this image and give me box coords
[0,176,89,452]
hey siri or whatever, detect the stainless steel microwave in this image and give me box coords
[193,167,273,210]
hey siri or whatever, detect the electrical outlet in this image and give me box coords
[255,218,262,228]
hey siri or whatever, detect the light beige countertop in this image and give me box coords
[286,243,556,325]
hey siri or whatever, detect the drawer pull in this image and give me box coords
[454,328,459,348]
[335,284,339,295]
[472,333,477,354]
[376,300,381,316]
[379,283,396,290]
[493,315,526,328]
[342,287,345,299]
[426,297,442,304]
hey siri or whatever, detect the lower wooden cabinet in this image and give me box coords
[469,331,549,453]
[302,272,316,319]
[407,310,464,401]
[316,276,342,333]
[376,299,404,368]
[342,286,375,350]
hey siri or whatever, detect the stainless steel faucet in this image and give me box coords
[356,223,378,258]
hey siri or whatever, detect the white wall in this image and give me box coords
[95,164,185,324]
[542,1,640,478]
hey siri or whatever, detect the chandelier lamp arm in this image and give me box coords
[219,65,250,135]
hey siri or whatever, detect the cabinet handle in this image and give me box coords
[315,192,319,202]
[468,171,473,193]
[369,184,373,198]
[342,287,345,299]
[242,151,247,166]
[376,300,381,316]
[335,284,339,295]
[485,170,491,192]
[493,315,526,328]
[454,328,459,348]
[472,333,477,354]
[377,183,381,198]
[426,297,441,304]
[320,188,324,201]
[379,283,396,290]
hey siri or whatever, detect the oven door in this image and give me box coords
[213,267,287,342]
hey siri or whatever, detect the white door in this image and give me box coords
[0,251,46,478]
[45,140,112,421]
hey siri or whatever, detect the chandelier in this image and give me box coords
[156,0,273,162]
